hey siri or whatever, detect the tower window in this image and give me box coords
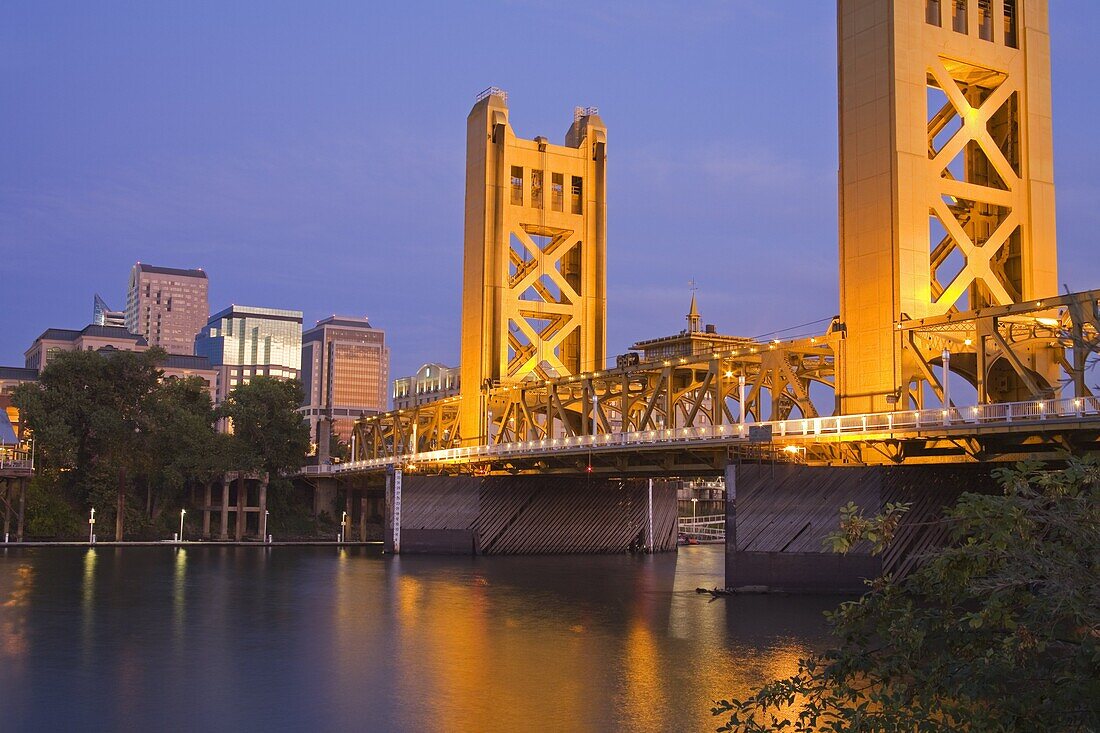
[926,0,941,26]
[952,0,968,34]
[978,0,992,41]
[1004,0,1018,48]
[510,166,523,205]
[551,173,564,211]
[531,169,544,209]
[570,176,583,214]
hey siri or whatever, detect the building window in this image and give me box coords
[551,173,564,211]
[978,0,992,40]
[926,0,941,26]
[510,166,523,205]
[531,169,544,209]
[1004,0,1018,48]
[952,0,967,34]
[570,176,583,214]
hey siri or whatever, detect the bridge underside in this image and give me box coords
[725,461,1003,594]
[385,474,678,555]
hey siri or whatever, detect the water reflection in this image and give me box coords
[173,548,187,636]
[0,545,835,732]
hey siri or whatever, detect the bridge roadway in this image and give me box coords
[304,395,1100,478]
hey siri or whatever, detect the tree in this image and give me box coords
[218,376,310,478]
[714,457,1100,732]
[12,348,218,539]
[13,348,165,538]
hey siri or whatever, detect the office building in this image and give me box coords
[393,363,460,410]
[92,294,126,328]
[125,263,209,355]
[195,305,303,402]
[301,316,389,443]
[23,325,217,400]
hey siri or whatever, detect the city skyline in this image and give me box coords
[3,2,1099,381]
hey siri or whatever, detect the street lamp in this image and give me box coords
[691,497,698,521]
[89,508,96,544]
[178,508,186,543]
[340,511,347,543]
[592,393,599,438]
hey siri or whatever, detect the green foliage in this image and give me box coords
[714,457,1100,732]
[13,348,219,537]
[825,501,911,555]
[23,476,81,538]
[218,377,310,481]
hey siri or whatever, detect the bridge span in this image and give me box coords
[298,0,1098,591]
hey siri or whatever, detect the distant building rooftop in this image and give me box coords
[34,324,148,345]
[0,366,38,381]
[207,305,303,324]
[134,263,208,279]
[161,354,214,370]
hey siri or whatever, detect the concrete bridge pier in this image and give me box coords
[724,461,1001,593]
[384,471,678,555]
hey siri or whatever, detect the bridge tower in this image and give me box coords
[458,89,607,444]
[838,0,1058,413]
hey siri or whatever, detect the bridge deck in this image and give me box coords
[303,396,1100,476]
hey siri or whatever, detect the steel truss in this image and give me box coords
[353,290,1099,465]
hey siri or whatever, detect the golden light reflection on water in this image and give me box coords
[622,617,667,731]
[0,563,34,660]
[173,548,187,635]
[81,549,96,660]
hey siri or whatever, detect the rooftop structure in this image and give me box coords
[92,294,126,328]
[630,295,755,363]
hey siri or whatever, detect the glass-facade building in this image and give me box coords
[301,316,389,443]
[195,305,303,402]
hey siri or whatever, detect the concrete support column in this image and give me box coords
[345,487,354,543]
[235,475,245,541]
[384,469,402,554]
[359,487,367,542]
[219,478,229,540]
[258,476,268,542]
[2,481,10,540]
[202,482,212,538]
[16,479,26,542]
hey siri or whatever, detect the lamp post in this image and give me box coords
[178,509,186,543]
[592,393,599,438]
[265,510,270,544]
[691,497,698,521]
[89,508,96,544]
[340,510,347,543]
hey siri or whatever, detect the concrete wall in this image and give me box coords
[386,474,678,555]
[725,461,999,593]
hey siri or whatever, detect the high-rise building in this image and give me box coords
[125,263,209,355]
[92,294,126,328]
[393,362,460,410]
[301,316,389,443]
[194,305,303,402]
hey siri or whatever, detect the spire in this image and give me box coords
[687,291,701,333]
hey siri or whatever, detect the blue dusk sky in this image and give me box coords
[2,2,1098,379]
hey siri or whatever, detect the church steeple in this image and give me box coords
[687,291,701,333]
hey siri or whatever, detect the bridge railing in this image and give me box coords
[314,396,1100,474]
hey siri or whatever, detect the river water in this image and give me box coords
[0,545,835,732]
